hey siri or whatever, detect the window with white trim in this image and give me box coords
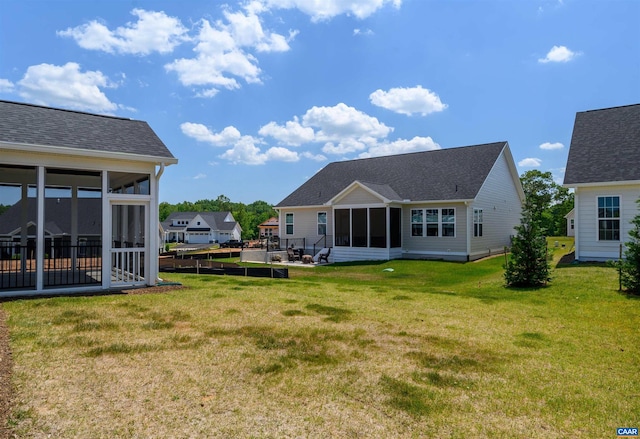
[411,209,423,236]
[426,209,439,236]
[442,208,455,237]
[317,211,327,235]
[285,213,294,235]
[474,209,483,237]
[598,196,620,241]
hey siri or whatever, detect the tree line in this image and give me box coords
[159,195,277,241]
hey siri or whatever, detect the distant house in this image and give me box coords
[275,142,525,262]
[161,211,241,244]
[0,100,177,296]
[565,209,575,237]
[258,217,279,239]
[563,103,640,261]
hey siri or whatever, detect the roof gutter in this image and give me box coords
[0,141,178,165]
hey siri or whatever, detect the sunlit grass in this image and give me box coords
[2,237,639,438]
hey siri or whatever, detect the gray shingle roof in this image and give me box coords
[0,100,176,161]
[564,104,640,185]
[0,198,101,236]
[276,142,508,207]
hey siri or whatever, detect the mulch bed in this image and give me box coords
[0,283,184,437]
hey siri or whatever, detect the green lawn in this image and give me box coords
[2,238,638,438]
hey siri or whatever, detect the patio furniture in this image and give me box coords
[287,247,300,262]
[317,247,331,263]
[302,254,313,264]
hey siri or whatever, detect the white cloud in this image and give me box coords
[219,135,268,165]
[181,123,242,146]
[321,138,367,155]
[17,62,119,113]
[262,0,402,22]
[165,6,297,95]
[359,136,440,158]
[57,9,189,55]
[302,103,392,141]
[538,45,580,63]
[539,142,564,150]
[193,173,206,180]
[265,146,299,162]
[353,28,374,36]
[0,78,14,92]
[302,151,327,162]
[369,86,447,116]
[182,121,301,165]
[258,117,315,146]
[518,158,542,167]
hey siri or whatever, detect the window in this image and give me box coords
[474,209,483,237]
[570,219,574,230]
[352,208,368,247]
[411,209,423,236]
[335,209,350,246]
[317,212,327,235]
[598,196,620,241]
[285,213,294,235]
[442,209,455,237]
[390,208,401,248]
[426,209,439,236]
[369,208,386,248]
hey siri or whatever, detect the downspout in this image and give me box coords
[156,163,165,282]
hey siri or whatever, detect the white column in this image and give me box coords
[101,171,110,289]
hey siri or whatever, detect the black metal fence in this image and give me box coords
[0,242,102,290]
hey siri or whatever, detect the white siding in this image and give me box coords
[565,209,575,237]
[335,186,384,204]
[575,185,640,261]
[402,203,468,259]
[279,207,333,249]
[470,151,523,259]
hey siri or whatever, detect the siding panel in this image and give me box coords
[471,152,522,259]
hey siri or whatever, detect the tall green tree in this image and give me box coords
[520,170,574,236]
[618,197,640,293]
[504,201,551,288]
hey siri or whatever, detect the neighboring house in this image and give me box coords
[161,211,241,244]
[0,198,102,257]
[258,217,279,239]
[563,103,640,261]
[565,209,575,237]
[0,100,177,296]
[275,142,525,262]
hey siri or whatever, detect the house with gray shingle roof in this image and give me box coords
[563,103,640,261]
[161,211,241,244]
[275,141,525,262]
[0,100,177,296]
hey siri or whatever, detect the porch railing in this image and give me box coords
[0,242,102,290]
[44,244,102,288]
[111,248,145,286]
[0,243,36,290]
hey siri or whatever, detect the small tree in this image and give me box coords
[618,198,640,293]
[504,203,551,287]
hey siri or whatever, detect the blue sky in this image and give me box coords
[1,0,639,205]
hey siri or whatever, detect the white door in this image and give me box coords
[110,203,147,286]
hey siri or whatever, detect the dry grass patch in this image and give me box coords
[2,241,639,437]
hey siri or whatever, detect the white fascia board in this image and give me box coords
[0,141,178,165]
[563,180,640,189]
[325,180,399,205]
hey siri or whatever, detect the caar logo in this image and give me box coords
[618,428,638,437]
